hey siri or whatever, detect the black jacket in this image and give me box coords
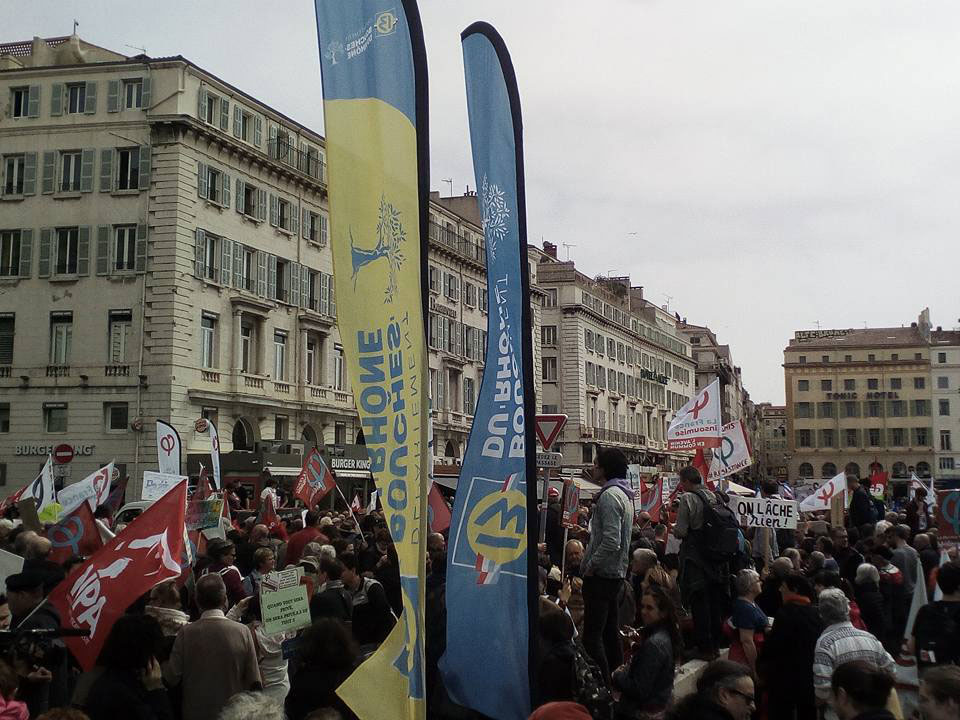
[848,487,874,529]
[759,600,823,698]
[855,580,888,643]
[84,667,173,720]
[666,693,735,720]
[14,601,69,716]
[285,665,358,720]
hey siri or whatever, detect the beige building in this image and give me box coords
[931,329,960,482]
[784,312,936,485]
[757,403,788,481]
[676,322,745,423]
[535,243,695,470]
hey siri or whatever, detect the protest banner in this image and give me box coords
[261,567,303,592]
[57,462,113,514]
[261,582,312,636]
[185,497,224,531]
[707,420,752,482]
[293,448,336,508]
[935,489,960,540]
[667,378,722,450]
[729,495,798,529]
[142,471,188,502]
[635,477,663,523]
[156,420,182,476]
[798,472,847,513]
[46,502,103,564]
[561,479,580,526]
[428,483,451,533]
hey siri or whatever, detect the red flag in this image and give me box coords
[48,480,188,670]
[103,476,127,516]
[195,464,212,501]
[870,470,888,489]
[257,492,280,531]
[293,449,336,509]
[350,494,362,514]
[638,477,663,523]
[428,483,451,533]
[693,448,711,485]
[45,503,104,565]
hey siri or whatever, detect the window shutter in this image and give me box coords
[96,225,110,275]
[80,149,95,192]
[27,85,40,117]
[221,172,230,208]
[268,125,278,158]
[197,162,208,199]
[268,254,277,299]
[256,189,267,221]
[269,194,278,226]
[138,146,151,190]
[235,178,244,213]
[22,152,36,195]
[107,80,120,112]
[194,229,205,278]
[141,77,151,109]
[290,202,299,234]
[289,263,301,306]
[220,237,232,286]
[298,142,307,172]
[329,275,336,317]
[256,251,267,297]
[197,87,208,122]
[233,105,241,137]
[320,213,328,247]
[38,228,52,278]
[41,152,55,194]
[456,321,463,356]
[84,82,97,114]
[301,207,309,239]
[233,243,243,288]
[50,83,63,116]
[254,116,262,147]
[220,98,229,131]
[320,272,329,315]
[99,149,113,192]
[18,229,32,278]
[77,226,90,275]
[135,223,148,272]
[300,266,309,307]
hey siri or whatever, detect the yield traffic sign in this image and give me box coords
[535,414,567,450]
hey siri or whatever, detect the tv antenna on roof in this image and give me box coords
[442,178,453,196]
[663,293,673,312]
[562,243,576,260]
[813,320,821,330]
[126,44,146,55]
[73,20,79,34]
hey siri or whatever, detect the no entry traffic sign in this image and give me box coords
[53,444,74,464]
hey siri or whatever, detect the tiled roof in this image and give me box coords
[786,326,926,351]
[0,36,70,57]
[932,330,960,345]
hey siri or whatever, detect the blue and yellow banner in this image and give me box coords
[314,3,429,719]
[440,24,538,720]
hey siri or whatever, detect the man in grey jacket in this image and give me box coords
[581,447,633,680]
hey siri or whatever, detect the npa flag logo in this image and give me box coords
[294,448,336,508]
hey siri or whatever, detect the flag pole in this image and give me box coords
[335,484,363,535]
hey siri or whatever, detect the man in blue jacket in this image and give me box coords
[581,447,633,680]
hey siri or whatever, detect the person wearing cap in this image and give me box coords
[6,571,69,715]
[200,538,248,608]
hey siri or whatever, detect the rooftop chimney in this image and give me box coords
[543,241,557,259]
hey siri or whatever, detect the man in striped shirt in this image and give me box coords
[813,587,895,720]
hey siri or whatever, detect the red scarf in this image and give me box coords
[783,592,811,606]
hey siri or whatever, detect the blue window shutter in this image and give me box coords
[197,162,208,199]
[194,229,205,277]
[18,229,32,278]
[38,228,51,278]
[50,84,63,116]
[254,116,262,147]
[269,194,278,226]
[135,223,148,272]
[41,152,55,194]
[320,273,329,315]
[138,146,151,190]
[96,225,110,275]
[77,226,90,275]
[221,172,230,209]
[320,213,328,247]
[141,77,151,109]
[220,98,229,131]
[107,80,120,112]
[99,149,113,192]
[27,85,40,117]
[22,153,36,195]
[80,149,95,192]
[84,82,97,114]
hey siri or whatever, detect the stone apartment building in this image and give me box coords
[931,328,960,482]
[534,243,696,470]
[757,402,788,481]
[676,321,745,423]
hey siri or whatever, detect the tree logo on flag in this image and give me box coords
[326,40,344,65]
[393,576,424,699]
[350,195,406,303]
[480,175,509,259]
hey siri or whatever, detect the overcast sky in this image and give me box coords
[11,1,960,404]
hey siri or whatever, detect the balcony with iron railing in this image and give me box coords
[581,426,646,447]
[428,221,485,265]
[267,139,325,183]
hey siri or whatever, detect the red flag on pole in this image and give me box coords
[45,502,104,565]
[257,492,280,531]
[293,448,336,509]
[638,477,663,523]
[350,493,363,514]
[693,447,714,489]
[428,483,451,533]
[47,479,188,670]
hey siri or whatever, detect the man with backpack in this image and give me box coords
[674,465,739,661]
[846,474,875,529]
[580,448,634,681]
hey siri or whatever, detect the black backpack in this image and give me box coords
[690,489,742,563]
[914,601,960,668]
[570,643,614,720]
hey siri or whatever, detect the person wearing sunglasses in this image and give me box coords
[664,658,755,720]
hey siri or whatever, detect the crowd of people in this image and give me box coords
[0,450,956,719]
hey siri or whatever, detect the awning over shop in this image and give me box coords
[433,475,458,491]
[334,469,372,480]
[264,466,302,477]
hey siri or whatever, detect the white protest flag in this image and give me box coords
[708,420,753,482]
[366,489,379,514]
[208,422,222,491]
[910,472,934,497]
[667,378,722,451]
[798,471,847,513]
[156,420,182,476]
[23,456,57,513]
[57,461,114,514]
[894,556,928,716]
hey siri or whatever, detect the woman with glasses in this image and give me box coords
[665,659,755,720]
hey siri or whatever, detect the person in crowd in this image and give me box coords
[816,537,840,573]
[536,598,577,706]
[285,619,360,720]
[829,660,896,720]
[867,544,903,653]
[286,511,328,567]
[216,691,286,720]
[665,659,755,720]
[674,465,729,662]
[339,551,394,648]
[913,533,940,591]
[561,539,586,632]
[784,547,803,572]
[200,538,249,607]
[846,475,875,529]
[918,665,960,720]
[832,526,864,586]
[0,658,27,720]
[812,588,894,720]
[912,559,960,668]
[227,596,296,702]
[887,524,919,639]
[612,585,680,720]
[163,574,262,720]
[545,486,565,567]
[0,595,10,631]
[756,556,792,618]
[528,702,592,720]
[628,548,659,613]
[80,614,172,720]
[310,557,352,622]
[260,478,279,509]
[759,573,823,720]
[814,571,867,631]
[806,551,827,578]
[6,570,69,715]
[242,547,275,597]
[905,486,932,536]
[143,581,190,660]
[373,541,402,616]
[853,564,887,643]
[580,448,633,680]
[725,569,767,676]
